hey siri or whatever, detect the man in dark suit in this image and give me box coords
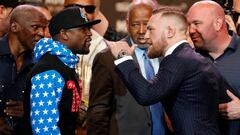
[86,2,167,135]
[108,8,230,135]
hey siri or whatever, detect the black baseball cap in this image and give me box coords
[49,7,101,37]
[0,0,22,8]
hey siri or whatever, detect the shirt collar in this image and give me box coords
[164,40,188,57]
[0,35,11,55]
[226,32,240,51]
[135,47,145,57]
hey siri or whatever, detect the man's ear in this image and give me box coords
[10,22,19,33]
[214,17,224,31]
[60,29,69,40]
[166,25,175,38]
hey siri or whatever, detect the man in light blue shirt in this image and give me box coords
[87,2,167,135]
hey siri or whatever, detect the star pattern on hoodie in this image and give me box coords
[30,70,65,135]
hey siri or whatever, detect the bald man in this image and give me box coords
[108,7,231,135]
[0,5,47,135]
[187,1,240,135]
[26,2,52,38]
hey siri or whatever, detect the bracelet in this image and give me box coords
[117,50,129,59]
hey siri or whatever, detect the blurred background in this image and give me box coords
[24,0,200,34]
[22,0,238,35]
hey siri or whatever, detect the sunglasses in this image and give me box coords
[65,4,96,14]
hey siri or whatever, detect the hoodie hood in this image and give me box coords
[34,38,79,69]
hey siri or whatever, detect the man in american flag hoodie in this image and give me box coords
[23,7,101,135]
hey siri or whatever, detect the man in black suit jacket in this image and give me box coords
[108,8,230,135]
[86,3,165,135]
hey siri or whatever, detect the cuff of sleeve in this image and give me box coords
[114,56,133,65]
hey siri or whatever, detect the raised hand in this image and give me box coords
[107,41,136,59]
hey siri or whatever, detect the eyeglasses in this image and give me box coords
[65,4,96,14]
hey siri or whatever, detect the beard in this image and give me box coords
[148,45,159,58]
[148,34,167,58]
[72,39,91,54]
[74,46,90,54]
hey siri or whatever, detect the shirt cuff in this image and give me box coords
[114,56,133,65]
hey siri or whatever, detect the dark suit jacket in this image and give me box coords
[86,38,152,135]
[116,43,230,135]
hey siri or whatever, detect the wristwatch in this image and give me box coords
[117,50,129,59]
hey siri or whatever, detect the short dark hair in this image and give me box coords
[153,6,188,33]
[153,6,183,15]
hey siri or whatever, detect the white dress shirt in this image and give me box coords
[114,40,188,65]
